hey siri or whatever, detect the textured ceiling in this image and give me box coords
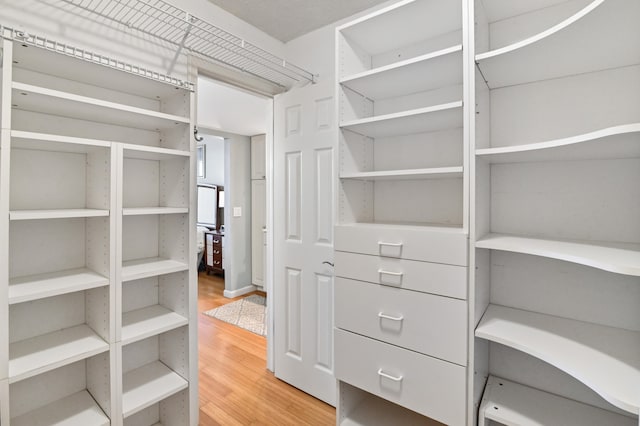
[207,0,391,42]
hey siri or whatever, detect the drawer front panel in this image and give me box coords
[335,225,467,266]
[335,251,467,299]
[335,329,466,426]
[335,278,467,365]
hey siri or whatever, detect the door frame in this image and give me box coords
[189,57,277,372]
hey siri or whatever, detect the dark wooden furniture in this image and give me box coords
[204,231,224,275]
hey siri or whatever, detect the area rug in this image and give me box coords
[203,295,266,336]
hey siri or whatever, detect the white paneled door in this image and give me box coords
[273,80,336,405]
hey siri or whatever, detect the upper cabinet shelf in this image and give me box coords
[9,268,108,305]
[10,209,109,221]
[122,144,190,161]
[338,0,461,59]
[476,233,640,276]
[9,324,109,384]
[476,123,640,163]
[13,42,190,99]
[122,257,189,282]
[476,0,640,88]
[476,305,640,415]
[340,167,463,181]
[341,101,462,138]
[121,305,188,346]
[12,82,190,131]
[123,207,188,216]
[11,131,110,153]
[340,45,463,101]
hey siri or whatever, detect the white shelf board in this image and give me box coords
[122,257,189,282]
[480,375,637,426]
[10,209,109,220]
[340,166,463,181]
[337,0,461,56]
[340,392,431,426]
[123,207,188,216]
[339,221,466,233]
[476,305,640,415]
[122,143,190,161]
[121,305,188,346]
[12,82,190,130]
[11,389,110,426]
[9,324,109,383]
[476,124,640,163]
[340,101,463,138]
[11,130,110,153]
[9,268,109,305]
[476,233,640,276]
[122,361,188,418]
[479,0,576,23]
[14,41,188,99]
[475,0,640,88]
[340,45,463,100]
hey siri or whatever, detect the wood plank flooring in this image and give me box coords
[198,272,336,425]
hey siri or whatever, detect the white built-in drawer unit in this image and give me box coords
[335,277,467,365]
[335,329,466,426]
[334,250,467,299]
[335,224,468,266]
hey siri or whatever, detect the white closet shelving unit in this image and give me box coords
[0,32,196,426]
[471,0,640,425]
[334,0,470,424]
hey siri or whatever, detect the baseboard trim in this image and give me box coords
[224,285,257,298]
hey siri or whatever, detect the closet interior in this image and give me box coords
[472,0,640,424]
[0,37,196,425]
[334,0,470,425]
[0,0,639,424]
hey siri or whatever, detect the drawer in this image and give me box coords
[335,278,467,365]
[210,247,222,256]
[335,251,466,299]
[212,259,222,268]
[335,224,467,266]
[335,329,466,426]
[211,236,221,245]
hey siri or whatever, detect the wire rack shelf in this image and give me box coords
[59,0,317,89]
[1,25,194,91]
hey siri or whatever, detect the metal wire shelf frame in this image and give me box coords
[59,0,317,90]
[1,25,195,91]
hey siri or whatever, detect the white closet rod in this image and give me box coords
[58,0,317,89]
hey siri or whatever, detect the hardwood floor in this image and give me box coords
[198,272,336,425]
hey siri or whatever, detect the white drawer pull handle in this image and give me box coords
[378,312,404,322]
[378,369,403,382]
[378,241,403,247]
[378,269,403,277]
[378,241,403,258]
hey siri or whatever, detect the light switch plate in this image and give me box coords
[233,207,242,217]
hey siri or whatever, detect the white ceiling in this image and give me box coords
[206,0,391,42]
